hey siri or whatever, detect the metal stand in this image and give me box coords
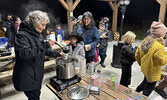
[111,5,127,68]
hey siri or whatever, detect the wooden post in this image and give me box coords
[108,1,120,33]
[157,0,167,23]
[97,0,119,33]
[58,0,81,34]
[73,0,81,11]
[67,0,73,34]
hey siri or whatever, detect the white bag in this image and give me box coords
[147,90,163,100]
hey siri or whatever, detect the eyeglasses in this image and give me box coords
[41,23,46,27]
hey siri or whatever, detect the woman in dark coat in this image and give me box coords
[13,10,62,100]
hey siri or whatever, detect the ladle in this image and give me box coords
[55,42,69,53]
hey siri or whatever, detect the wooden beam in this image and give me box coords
[112,9,118,33]
[58,0,69,11]
[116,1,120,8]
[156,0,161,4]
[96,0,116,1]
[73,0,81,11]
[67,0,73,34]
[108,1,116,11]
[156,0,167,4]
[108,1,120,33]
[158,0,167,23]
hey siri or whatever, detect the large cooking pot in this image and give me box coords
[56,57,75,79]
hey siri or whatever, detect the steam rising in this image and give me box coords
[19,0,60,26]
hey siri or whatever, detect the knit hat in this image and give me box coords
[151,21,167,37]
[99,21,105,26]
[77,15,83,22]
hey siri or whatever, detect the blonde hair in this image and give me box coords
[143,36,164,46]
[122,31,136,44]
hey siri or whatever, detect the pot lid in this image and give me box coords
[67,86,89,100]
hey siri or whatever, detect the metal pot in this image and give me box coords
[56,57,75,79]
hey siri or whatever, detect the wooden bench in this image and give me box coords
[0,59,56,80]
[0,59,56,98]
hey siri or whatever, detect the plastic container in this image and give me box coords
[111,74,116,90]
[87,62,95,75]
[89,73,101,95]
[111,73,119,90]
[57,34,62,44]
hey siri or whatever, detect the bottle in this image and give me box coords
[111,74,116,90]
[97,70,101,89]
[57,34,62,44]
[88,62,95,75]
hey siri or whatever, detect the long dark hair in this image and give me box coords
[82,11,95,30]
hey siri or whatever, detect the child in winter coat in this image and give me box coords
[64,32,85,67]
[120,31,137,87]
[55,25,63,41]
[135,21,167,96]
[98,21,110,67]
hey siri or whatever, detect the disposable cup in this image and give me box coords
[85,45,90,51]
[128,85,135,95]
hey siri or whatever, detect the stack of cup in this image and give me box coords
[79,58,86,76]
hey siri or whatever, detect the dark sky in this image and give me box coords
[0,0,162,27]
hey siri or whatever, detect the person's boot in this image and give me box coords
[101,62,106,68]
[155,77,167,99]
[100,57,106,68]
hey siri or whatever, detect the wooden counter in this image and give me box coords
[46,75,147,100]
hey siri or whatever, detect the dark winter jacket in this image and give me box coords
[13,21,61,91]
[98,29,110,49]
[120,42,137,66]
[2,21,13,41]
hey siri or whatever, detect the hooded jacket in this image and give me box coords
[64,43,85,67]
[98,29,110,49]
[120,42,137,66]
[135,36,167,82]
[13,21,61,91]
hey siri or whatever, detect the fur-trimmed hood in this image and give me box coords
[141,36,164,53]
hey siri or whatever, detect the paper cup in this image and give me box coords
[63,53,68,60]
[128,85,135,95]
[85,45,89,51]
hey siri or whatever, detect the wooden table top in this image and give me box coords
[46,75,147,100]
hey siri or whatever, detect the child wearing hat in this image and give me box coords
[98,21,110,68]
[119,31,137,87]
[102,17,109,30]
[64,32,85,67]
[76,15,83,36]
[135,21,167,96]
